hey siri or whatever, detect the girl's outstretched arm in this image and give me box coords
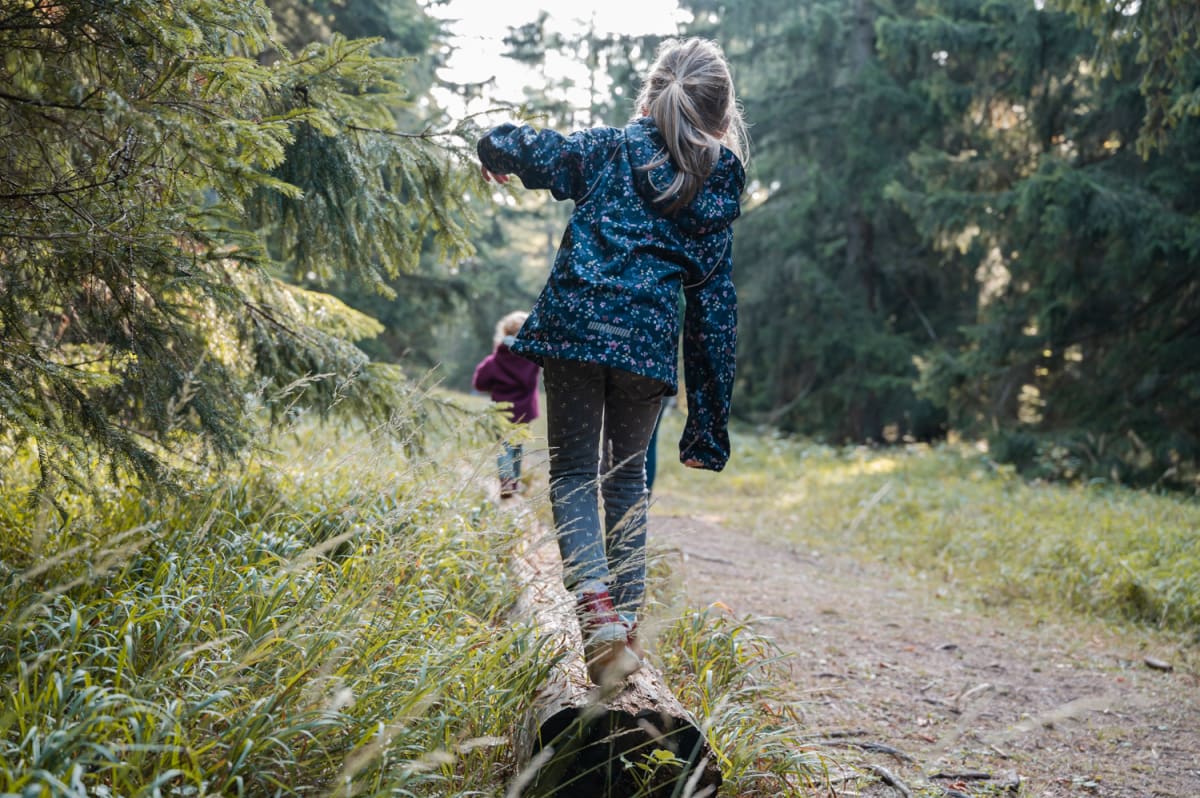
[477,123,620,202]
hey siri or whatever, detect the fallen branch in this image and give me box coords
[817,738,915,763]
[867,764,911,797]
[855,741,915,762]
[929,770,1021,794]
[952,682,993,713]
[987,742,1011,759]
[930,770,992,781]
[807,728,869,739]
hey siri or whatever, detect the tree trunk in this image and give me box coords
[846,0,879,315]
[508,530,722,798]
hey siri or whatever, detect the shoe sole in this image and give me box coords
[585,620,629,645]
[586,639,643,686]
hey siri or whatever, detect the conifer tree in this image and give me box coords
[1053,0,1200,155]
[685,0,965,441]
[879,0,1200,485]
[686,0,1198,484]
[261,0,480,374]
[0,0,478,495]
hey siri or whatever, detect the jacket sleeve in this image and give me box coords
[478,124,617,202]
[680,232,737,471]
[472,354,497,392]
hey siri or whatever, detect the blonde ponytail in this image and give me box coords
[634,38,749,214]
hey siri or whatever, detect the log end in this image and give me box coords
[516,702,721,798]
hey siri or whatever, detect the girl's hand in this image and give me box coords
[481,166,510,184]
[683,459,703,468]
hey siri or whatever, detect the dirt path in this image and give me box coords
[650,513,1200,798]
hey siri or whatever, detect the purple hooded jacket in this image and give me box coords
[472,342,540,423]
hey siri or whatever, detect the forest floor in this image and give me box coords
[648,510,1200,798]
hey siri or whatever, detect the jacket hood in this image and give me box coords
[493,343,536,373]
[625,117,745,236]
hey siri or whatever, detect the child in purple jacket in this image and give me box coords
[472,311,540,498]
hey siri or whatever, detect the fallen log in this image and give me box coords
[508,528,722,798]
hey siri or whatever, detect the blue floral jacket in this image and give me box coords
[477,117,744,470]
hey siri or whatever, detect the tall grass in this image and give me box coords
[1,404,826,796]
[655,608,825,796]
[654,417,1200,634]
[1,416,554,796]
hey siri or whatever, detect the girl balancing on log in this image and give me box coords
[477,37,748,685]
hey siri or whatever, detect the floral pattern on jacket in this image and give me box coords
[477,117,743,471]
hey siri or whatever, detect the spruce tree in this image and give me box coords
[684,0,1198,484]
[685,0,966,441]
[0,0,478,496]
[1053,0,1200,155]
[879,1,1200,485]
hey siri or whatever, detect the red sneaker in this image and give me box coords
[577,589,640,685]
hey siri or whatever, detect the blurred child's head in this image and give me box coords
[634,37,748,212]
[494,310,529,347]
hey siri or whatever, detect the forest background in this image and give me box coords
[3,0,1198,493]
[1,0,1198,794]
[414,0,1200,494]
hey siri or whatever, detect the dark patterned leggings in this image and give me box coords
[543,358,669,617]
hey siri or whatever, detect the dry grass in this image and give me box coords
[653,417,1200,635]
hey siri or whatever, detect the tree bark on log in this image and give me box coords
[509,529,722,798]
